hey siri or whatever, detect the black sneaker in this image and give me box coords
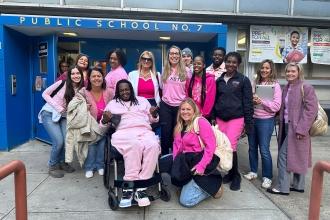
[222,172,234,184]
[59,162,75,173]
[230,174,241,191]
[119,189,134,208]
[134,188,150,207]
[49,164,64,178]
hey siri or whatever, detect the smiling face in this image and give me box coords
[180,102,195,122]
[182,54,192,67]
[140,53,153,70]
[109,52,120,69]
[70,67,82,85]
[168,47,180,66]
[90,70,104,88]
[77,56,88,70]
[212,49,225,66]
[290,33,300,47]
[285,65,299,83]
[193,56,205,75]
[118,82,131,101]
[225,55,239,74]
[260,62,272,81]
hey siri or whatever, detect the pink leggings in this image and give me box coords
[216,117,245,152]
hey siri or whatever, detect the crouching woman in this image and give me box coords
[171,98,223,207]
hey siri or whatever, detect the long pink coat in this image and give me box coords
[277,80,318,174]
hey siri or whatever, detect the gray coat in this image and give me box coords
[278,80,318,174]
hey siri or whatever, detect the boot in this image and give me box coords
[222,169,234,184]
[49,164,64,178]
[229,152,241,191]
[59,162,75,173]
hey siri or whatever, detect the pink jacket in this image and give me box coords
[253,82,282,119]
[173,117,216,174]
[80,87,113,120]
[105,66,128,97]
[185,73,216,117]
[42,80,67,113]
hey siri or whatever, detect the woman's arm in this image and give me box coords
[42,80,65,113]
[202,77,216,117]
[242,76,254,134]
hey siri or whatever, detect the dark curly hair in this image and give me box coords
[86,67,106,91]
[107,49,127,67]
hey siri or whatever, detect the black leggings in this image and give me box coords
[159,101,179,155]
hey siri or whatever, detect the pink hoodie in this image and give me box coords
[105,66,128,97]
[185,73,216,117]
[173,117,216,174]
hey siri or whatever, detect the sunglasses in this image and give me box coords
[141,57,152,62]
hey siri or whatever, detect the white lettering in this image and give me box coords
[75,19,81,27]
[143,22,149,30]
[197,25,202,31]
[154,23,159,30]
[182,24,189,31]
[32,17,38,25]
[57,18,62,26]
[172,24,178,31]
[45,18,50,25]
[131,22,138,29]
[97,19,102,28]
[19,17,25,24]
[108,21,114,28]
[121,21,126,28]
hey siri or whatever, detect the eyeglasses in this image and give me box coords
[169,52,180,56]
[141,57,152,62]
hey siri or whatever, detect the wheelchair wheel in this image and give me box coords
[160,186,171,202]
[108,191,119,210]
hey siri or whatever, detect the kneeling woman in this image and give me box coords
[172,98,223,207]
[101,79,160,208]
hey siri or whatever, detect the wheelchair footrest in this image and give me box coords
[114,173,162,189]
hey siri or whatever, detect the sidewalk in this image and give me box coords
[0,129,329,219]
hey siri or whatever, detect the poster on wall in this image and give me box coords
[249,25,308,63]
[311,28,330,65]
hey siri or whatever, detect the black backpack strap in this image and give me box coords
[50,80,65,98]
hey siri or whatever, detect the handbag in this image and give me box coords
[301,84,328,136]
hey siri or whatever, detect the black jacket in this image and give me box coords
[212,71,254,132]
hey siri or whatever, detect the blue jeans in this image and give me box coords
[179,179,210,207]
[41,111,66,167]
[247,117,274,179]
[84,137,106,171]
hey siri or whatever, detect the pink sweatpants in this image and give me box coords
[216,117,244,152]
[113,131,160,181]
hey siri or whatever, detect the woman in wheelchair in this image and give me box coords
[101,79,160,208]
[171,98,223,207]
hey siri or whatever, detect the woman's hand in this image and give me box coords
[191,166,204,176]
[149,106,159,118]
[253,94,262,105]
[101,111,112,124]
[296,133,304,140]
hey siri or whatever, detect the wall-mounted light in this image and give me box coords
[159,36,171,41]
[63,32,78,37]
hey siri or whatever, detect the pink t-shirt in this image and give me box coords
[138,78,155,99]
[162,69,188,106]
[105,66,128,97]
[95,93,106,122]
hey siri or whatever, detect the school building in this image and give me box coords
[0,0,329,150]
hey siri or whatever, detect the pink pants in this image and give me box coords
[216,117,245,152]
[113,131,160,181]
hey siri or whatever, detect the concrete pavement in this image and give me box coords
[0,129,329,219]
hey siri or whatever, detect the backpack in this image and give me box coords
[301,84,328,136]
[193,117,233,171]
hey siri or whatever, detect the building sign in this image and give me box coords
[249,25,308,63]
[0,14,226,34]
[311,28,330,65]
[38,42,48,57]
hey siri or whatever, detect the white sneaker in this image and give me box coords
[262,177,272,189]
[243,172,258,180]
[98,169,104,176]
[85,171,94,178]
[134,188,150,207]
[119,189,134,208]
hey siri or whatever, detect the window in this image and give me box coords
[240,0,289,15]
[125,0,179,10]
[183,0,235,12]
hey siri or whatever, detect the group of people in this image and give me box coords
[39,44,318,209]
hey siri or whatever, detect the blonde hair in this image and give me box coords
[285,62,304,80]
[174,98,201,136]
[138,51,157,76]
[162,45,187,82]
[255,59,277,85]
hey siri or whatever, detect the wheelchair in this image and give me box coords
[103,135,171,210]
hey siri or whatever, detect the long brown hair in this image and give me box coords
[162,45,187,82]
[255,59,277,85]
[174,98,201,136]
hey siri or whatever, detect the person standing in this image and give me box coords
[56,61,69,81]
[160,45,190,155]
[206,47,226,80]
[212,52,254,191]
[182,47,193,72]
[244,59,282,189]
[267,63,317,195]
[75,54,90,85]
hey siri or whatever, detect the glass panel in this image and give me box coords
[3,0,58,3]
[294,0,330,17]
[183,0,235,12]
[125,0,179,10]
[240,0,289,15]
[237,29,247,50]
[65,0,120,7]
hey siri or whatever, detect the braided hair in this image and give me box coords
[188,55,206,107]
[114,79,139,106]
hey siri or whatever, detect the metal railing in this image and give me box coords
[0,160,27,220]
[308,161,330,220]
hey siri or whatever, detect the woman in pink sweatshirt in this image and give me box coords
[244,59,282,189]
[172,98,223,207]
[186,55,216,119]
[101,79,160,208]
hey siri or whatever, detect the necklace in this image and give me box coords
[140,70,151,80]
[122,101,132,111]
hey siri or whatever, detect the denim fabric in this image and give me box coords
[247,117,275,179]
[84,137,106,171]
[179,179,210,207]
[41,111,66,167]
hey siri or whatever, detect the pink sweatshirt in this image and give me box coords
[185,73,216,117]
[42,80,67,113]
[173,117,216,174]
[254,82,282,119]
[162,68,189,107]
[105,66,128,97]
